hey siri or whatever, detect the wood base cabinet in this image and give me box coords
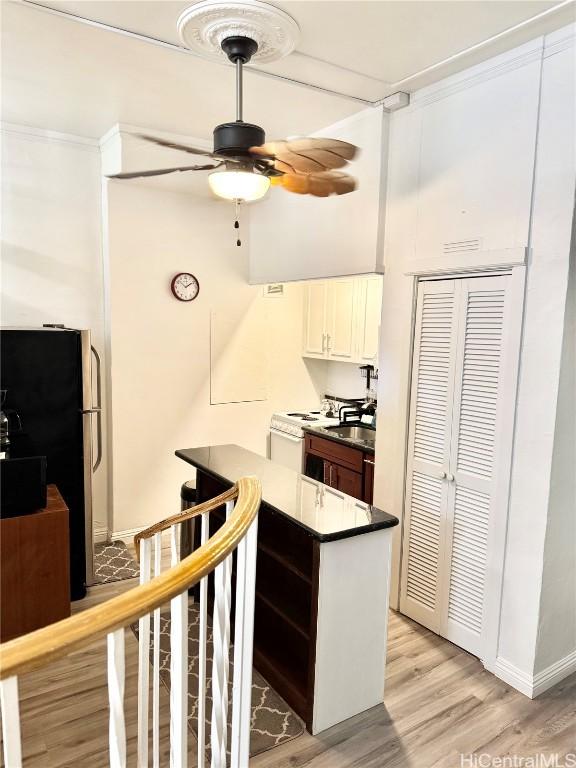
[304,432,374,503]
[0,485,71,642]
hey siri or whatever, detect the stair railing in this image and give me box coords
[0,476,261,768]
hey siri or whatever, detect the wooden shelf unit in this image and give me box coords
[194,470,320,730]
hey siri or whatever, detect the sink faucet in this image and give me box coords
[339,404,362,424]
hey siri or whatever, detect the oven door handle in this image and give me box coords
[270,427,302,443]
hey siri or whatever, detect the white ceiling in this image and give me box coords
[2,0,574,141]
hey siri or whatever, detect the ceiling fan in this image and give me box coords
[108,34,359,203]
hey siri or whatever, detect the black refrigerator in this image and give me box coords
[0,327,102,600]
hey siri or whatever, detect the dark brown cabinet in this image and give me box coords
[0,485,71,642]
[304,433,374,503]
[194,471,319,730]
[323,460,363,499]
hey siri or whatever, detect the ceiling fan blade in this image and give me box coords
[278,170,357,197]
[136,134,220,159]
[279,173,310,194]
[108,163,223,180]
[287,138,358,161]
[250,137,358,172]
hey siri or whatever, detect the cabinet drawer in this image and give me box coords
[305,434,364,472]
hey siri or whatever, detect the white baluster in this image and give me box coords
[171,524,179,567]
[231,515,258,768]
[210,501,235,768]
[152,531,162,768]
[0,676,23,768]
[108,629,126,768]
[138,538,152,767]
[170,523,188,768]
[197,511,209,768]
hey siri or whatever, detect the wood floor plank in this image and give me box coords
[3,559,574,767]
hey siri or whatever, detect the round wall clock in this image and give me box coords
[170,273,200,302]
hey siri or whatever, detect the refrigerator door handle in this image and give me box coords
[90,345,103,472]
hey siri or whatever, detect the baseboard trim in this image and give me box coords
[111,525,145,541]
[494,650,576,698]
[533,650,576,697]
[494,657,534,697]
[94,526,109,544]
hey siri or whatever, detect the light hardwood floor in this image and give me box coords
[4,546,575,768]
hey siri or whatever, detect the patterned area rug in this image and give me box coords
[93,540,140,584]
[133,604,304,759]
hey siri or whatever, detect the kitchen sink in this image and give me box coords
[325,425,376,442]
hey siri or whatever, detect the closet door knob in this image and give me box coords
[439,471,447,479]
[447,473,455,482]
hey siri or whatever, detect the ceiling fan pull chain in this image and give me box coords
[235,199,242,247]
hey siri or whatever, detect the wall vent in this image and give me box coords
[443,239,481,254]
[263,284,284,297]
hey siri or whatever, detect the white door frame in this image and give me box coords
[398,265,526,670]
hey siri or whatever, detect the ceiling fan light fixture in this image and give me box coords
[208,170,270,202]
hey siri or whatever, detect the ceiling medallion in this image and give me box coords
[177,0,300,63]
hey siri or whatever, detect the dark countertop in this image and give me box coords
[302,423,376,454]
[176,444,398,543]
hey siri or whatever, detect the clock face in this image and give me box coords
[171,273,200,302]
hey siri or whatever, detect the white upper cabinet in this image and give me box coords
[326,279,356,361]
[249,108,388,284]
[355,276,383,364]
[303,276,383,364]
[302,280,328,358]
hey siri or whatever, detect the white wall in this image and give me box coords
[535,216,575,674]
[374,26,576,691]
[0,125,109,528]
[325,362,368,401]
[497,29,576,682]
[106,181,324,533]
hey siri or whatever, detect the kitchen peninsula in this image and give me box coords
[176,444,398,735]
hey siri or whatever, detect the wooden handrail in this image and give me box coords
[0,477,261,680]
[133,484,237,561]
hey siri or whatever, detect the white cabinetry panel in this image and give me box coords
[326,279,356,361]
[356,277,383,364]
[303,281,328,358]
[302,276,383,364]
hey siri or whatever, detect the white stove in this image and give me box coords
[269,409,339,471]
[271,410,337,436]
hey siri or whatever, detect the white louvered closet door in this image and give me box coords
[399,280,460,632]
[401,273,515,659]
[441,274,510,657]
